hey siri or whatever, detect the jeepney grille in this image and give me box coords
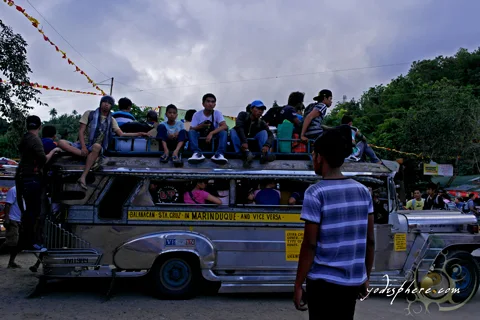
[44,218,91,249]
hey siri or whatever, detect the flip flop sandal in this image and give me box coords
[77,179,87,190]
[160,154,169,163]
[172,155,181,163]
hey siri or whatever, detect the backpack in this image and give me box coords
[263,106,284,127]
[462,201,471,213]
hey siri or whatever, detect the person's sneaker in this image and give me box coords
[346,155,360,162]
[260,153,276,164]
[188,153,205,164]
[242,151,254,168]
[33,244,47,252]
[7,262,22,269]
[211,154,228,165]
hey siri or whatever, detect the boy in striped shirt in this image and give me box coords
[294,125,375,320]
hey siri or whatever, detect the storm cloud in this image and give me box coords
[1,0,479,121]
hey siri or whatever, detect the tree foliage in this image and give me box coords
[325,47,480,178]
[0,19,46,158]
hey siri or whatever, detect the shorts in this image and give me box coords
[68,141,103,154]
[4,220,20,247]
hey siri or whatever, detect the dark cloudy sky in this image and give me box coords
[1,0,479,121]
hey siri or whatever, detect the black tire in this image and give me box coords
[151,254,199,300]
[429,251,480,304]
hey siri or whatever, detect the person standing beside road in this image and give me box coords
[464,193,478,217]
[423,183,445,210]
[404,190,425,210]
[0,186,25,268]
[293,125,375,320]
[15,116,62,252]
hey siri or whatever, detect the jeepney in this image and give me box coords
[8,136,480,305]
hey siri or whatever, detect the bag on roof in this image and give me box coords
[263,106,284,127]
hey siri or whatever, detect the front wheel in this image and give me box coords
[151,254,199,300]
[421,251,480,305]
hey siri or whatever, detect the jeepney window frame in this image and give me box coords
[95,175,144,223]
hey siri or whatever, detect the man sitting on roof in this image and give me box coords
[188,93,228,165]
[341,115,382,164]
[58,95,149,190]
[300,89,332,141]
[231,100,275,168]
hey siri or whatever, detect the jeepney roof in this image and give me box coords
[46,155,395,179]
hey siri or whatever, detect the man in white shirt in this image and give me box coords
[0,186,25,268]
[188,93,228,165]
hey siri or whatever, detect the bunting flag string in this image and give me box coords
[0,79,103,95]
[3,0,106,95]
[368,144,424,158]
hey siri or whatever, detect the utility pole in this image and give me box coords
[110,77,114,96]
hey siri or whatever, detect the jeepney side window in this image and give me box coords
[145,179,230,206]
[237,179,310,206]
[98,176,140,219]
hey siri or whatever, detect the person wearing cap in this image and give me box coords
[58,95,149,190]
[300,89,333,142]
[231,100,275,167]
[15,115,62,252]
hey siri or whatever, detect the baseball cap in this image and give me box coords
[250,100,267,110]
[313,89,332,102]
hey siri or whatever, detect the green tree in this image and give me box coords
[324,47,480,181]
[0,20,46,158]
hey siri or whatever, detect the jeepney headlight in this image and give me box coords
[0,223,5,232]
[467,223,479,234]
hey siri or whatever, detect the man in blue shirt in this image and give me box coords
[294,125,375,319]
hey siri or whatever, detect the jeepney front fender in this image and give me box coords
[112,231,215,270]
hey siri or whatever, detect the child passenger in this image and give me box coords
[156,104,187,165]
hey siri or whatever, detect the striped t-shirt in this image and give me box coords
[300,178,373,286]
[303,102,328,138]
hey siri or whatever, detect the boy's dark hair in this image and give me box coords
[202,93,216,103]
[469,193,475,199]
[42,125,56,138]
[315,89,332,102]
[427,183,437,191]
[185,109,196,121]
[26,115,41,130]
[118,97,133,110]
[166,104,177,113]
[245,104,252,113]
[313,126,352,168]
[457,197,464,201]
[287,91,305,106]
[147,110,158,122]
[341,115,353,125]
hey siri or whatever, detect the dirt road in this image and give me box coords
[1,253,479,320]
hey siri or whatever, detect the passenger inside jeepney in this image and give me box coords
[247,180,281,205]
[184,180,222,205]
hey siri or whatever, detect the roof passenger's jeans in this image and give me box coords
[188,129,227,156]
[230,129,269,154]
